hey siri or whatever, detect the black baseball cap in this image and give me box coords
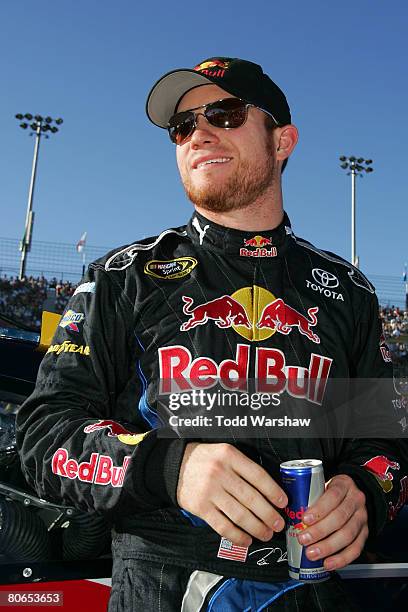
[146,56,291,129]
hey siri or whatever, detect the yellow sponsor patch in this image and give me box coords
[144,257,197,280]
[47,341,90,355]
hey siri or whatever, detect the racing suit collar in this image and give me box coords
[187,210,293,257]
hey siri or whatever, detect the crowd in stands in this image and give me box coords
[380,305,408,366]
[0,275,74,330]
[1,275,408,361]
[380,306,408,338]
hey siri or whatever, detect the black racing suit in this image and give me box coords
[16,212,408,611]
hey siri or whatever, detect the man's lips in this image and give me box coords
[192,156,233,170]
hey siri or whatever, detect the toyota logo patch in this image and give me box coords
[311,268,339,288]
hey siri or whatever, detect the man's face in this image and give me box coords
[175,84,280,213]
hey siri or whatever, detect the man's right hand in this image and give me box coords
[176,442,288,547]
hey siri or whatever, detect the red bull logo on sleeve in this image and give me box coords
[362,455,400,493]
[241,235,277,258]
[84,420,149,446]
[51,448,131,487]
[59,310,85,332]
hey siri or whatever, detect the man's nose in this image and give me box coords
[190,113,219,146]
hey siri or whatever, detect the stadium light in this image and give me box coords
[14,113,64,279]
[339,155,374,268]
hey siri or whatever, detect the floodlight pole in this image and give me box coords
[15,113,63,279]
[351,165,356,268]
[339,156,373,269]
[19,122,41,279]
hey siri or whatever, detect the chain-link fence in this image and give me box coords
[369,274,408,310]
[0,237,407,307]
[0,237,112,282]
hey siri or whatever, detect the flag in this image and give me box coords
[76,232,87,254]
[403,263,407,283]
[217,538,248,562]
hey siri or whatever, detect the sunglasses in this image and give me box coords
[167,97,278,145]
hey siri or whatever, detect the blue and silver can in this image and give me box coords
[280,459,330,582]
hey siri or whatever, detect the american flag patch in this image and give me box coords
[217,538,248,562]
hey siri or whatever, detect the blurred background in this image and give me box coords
[0,3,407,608]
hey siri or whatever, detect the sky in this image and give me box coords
[1,0,407,290]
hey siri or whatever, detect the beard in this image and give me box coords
[181,140,278,213]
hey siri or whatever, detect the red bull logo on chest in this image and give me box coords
[164,288,331,400]
[159,343,332,402]
[179,287,320,344]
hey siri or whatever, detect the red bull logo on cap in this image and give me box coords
[241,235,277,258]
[362,455,400,493]
[194,59,230,78]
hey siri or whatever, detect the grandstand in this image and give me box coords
[1,236,407,308]
[1,237,408,367]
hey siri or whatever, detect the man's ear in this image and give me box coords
[276,125,298,161]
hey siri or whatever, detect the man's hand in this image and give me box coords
[297,474,368,571]
[177,442,288,547]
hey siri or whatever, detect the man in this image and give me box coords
[17,57,407,611]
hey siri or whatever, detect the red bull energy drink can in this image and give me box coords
[280,459,330,582]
